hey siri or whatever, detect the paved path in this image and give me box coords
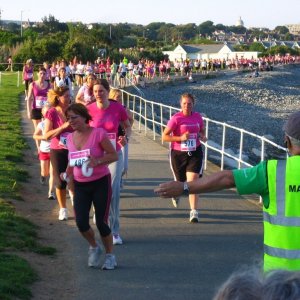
[71,128,263,300]
[22,101,263,300]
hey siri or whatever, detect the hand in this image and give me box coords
[154,181,184,198]
[118,135,127,147]
[181,131,189,141]
[201,135,208,143]
[86,156,99,168]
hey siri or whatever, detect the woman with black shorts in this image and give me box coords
[44,86,73,221]
[162,93,207,223]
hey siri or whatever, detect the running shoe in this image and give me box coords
[88,243,102,268]
[171,197,180,208]
[113,234,123,245]
[40,176,46,185]
[93,213,96,225]
[48,192,55,200]
[102,254,117,270]
[189,209,199,223]
[58,208,68,221]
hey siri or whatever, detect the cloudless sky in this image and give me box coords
[1,0,300,29]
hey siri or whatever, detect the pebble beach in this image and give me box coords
[137,64,300,164]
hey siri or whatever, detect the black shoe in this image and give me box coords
[40,176,46,185]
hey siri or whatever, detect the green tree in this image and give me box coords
[198,21,215,37]
[274,26,289,35]
[249,42,266,52]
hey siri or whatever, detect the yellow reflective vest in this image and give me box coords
[264,156,300,271]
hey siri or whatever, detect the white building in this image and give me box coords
[236,16,244,27]
[163,44,259,62]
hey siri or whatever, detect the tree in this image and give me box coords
[198,21,215,37]
[249,42,266,52]
[274,26,289,35]
[41,15,68,33]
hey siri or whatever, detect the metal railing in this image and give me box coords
[121,89,287,171]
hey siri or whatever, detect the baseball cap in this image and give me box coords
[284,111,300,141]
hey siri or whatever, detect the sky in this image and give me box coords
[1,0,300,30]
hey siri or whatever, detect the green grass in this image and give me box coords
[0,74,56,299]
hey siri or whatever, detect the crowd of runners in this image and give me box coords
[25,58,134,270]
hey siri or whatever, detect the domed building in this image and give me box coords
[236,16,244,27]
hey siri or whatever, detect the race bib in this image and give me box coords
[59,132,71,149]
[107,132,116,149]
[26,73,33,79]
[69,149,90,167]
[181,133,197,151]
[35,96,47,109]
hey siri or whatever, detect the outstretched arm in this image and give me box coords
[155,170,235,198]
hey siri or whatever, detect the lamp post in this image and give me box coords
[20,10,24,37]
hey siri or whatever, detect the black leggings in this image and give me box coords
[50,148,68,189]
[74,174,112,237]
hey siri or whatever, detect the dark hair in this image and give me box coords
[38,66,47,73]
[94,78,110,92]
[66,103,92,124]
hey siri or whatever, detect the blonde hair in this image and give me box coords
[109,88,122,101]
[47,86,69,107]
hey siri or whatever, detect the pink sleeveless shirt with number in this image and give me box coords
[23,66,34,80]
[88,100,128,152]
[67,127,110,182]
[167,111,204,151]
[31,81,50,109]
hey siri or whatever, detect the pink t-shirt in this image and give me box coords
[88,100,128,152]
[67,127,110,182]
[167,111,204,151]
[45,107,73,150]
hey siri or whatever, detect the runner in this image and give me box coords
[33,102,55,200]
[162,93,207,223]
[88,79,131,245]
[44,86,73,221]
[64,103,118,269]
[23,59,34,101]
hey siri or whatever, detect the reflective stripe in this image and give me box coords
[276,160,286,215]
[265,245,300,259]
[263,211,300,226]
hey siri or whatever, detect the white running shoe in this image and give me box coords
[102,254,117,270]
[189,209,199,223]
[88,243,102,268]
[93,213,96,225]
[113,234,123,245]
[58,208,68,221]
[171,197,180,208]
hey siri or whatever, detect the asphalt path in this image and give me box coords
[71,129,263,300]
[22,97,263,300]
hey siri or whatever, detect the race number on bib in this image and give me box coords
[59,132,70,149]
[181,133,197,151]
[35,96,47,109]
[107,133,116,150]
[69,149,90,167]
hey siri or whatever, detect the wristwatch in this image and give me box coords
[182,181,190,196]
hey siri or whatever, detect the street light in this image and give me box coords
[20,10,24,37]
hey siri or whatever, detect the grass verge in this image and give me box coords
[0,73,56,300]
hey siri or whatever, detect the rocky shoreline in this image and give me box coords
[134,64,300,165]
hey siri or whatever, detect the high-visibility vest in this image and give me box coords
[264,157,300,271]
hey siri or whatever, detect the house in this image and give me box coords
[163,43,259,62]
